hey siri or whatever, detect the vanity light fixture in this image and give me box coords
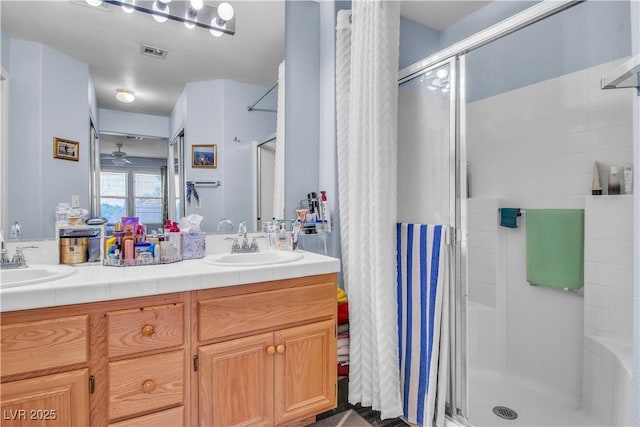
[85,0,235,37]
[115,89,135,103]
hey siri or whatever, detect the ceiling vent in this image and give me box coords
[141,45,169,59]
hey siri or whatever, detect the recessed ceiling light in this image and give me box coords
[116,89,135,103]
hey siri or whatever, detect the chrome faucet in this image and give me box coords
[0,245,38,269]
[216,218,235,233]
[226,221,260,253]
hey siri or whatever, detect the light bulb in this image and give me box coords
[190,0,203,10]
[157,0,171,3]
[85,0,102,6]
[436,68,448,79]
[184,7,197,29]
[217,2,234,21]
[210,17,226,37]
[122,0,135,13]
[152,1,169,23]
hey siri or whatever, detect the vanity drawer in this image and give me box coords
[107,303,184,358]
[1,315,89,377]
[108,406,184,427]
[198,281,335,342]
[108,350,184,421]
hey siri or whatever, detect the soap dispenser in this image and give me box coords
[276,221,289,250]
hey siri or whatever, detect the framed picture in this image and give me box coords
[53,137,79,161]
[192,144,217,168]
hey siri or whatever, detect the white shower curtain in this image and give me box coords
[273,61,286,221]
[336,2,402,419]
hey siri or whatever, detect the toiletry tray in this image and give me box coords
[103,255,183,267]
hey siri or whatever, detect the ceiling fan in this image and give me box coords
[102,143,132,167]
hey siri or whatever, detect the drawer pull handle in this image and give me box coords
[142,380,155,393]
[266,345,276,355]
[276,344,285,354]
[141,325,155,336]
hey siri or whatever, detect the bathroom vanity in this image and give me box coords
[0,250,339,427]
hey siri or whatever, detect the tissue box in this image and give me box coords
[182,232,206,259]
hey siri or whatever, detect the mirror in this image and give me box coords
[98,133,170,233]
[1,0,284,239]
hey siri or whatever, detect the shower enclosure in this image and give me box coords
[398,1,635,425]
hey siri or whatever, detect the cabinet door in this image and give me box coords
[199,333,274,427]
[273,319,336,425]
[1,369,89,427]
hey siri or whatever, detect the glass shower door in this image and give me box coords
[397,58,464,419]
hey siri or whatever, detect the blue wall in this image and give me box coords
[1,26,9,73]
[465,0,632,102]
[439,1,536,49]
[398,1,631,102]
[99,109,170,138]
[399,17,440,70]
[285,0,320,219]
[181,79,276,232]
[8,40,90,238]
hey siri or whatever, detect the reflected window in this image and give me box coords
[100,171,163,227]
[100,172,127,224]
[135,173,163,225]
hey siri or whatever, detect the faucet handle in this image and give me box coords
[11,248,26,267]
[0,248,9,264]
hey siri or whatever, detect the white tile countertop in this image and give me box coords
[0,234,341,312]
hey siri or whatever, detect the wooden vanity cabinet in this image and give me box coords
[1,273,337,427]
[0,293,190,427]
[194,273,338,427]
[1,311,91,426]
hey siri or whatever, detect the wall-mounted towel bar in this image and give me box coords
[187,180,222,187]
[498,208,525,216]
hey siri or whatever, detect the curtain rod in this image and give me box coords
[247,80,278,112]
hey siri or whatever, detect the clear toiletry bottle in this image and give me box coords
[608,166,621,195]
[623,163,633,195]
[264,221,276,251]
[276,221,289,250]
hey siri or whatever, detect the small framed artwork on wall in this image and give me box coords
[53,137,79,161]
[192,144,217,168]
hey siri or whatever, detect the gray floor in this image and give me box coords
[314,378,410,427]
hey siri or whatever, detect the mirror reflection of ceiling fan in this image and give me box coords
[102,143,133,167]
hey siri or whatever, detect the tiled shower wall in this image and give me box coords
[465,58,634,404]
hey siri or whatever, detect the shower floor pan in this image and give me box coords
[466,368,604,427]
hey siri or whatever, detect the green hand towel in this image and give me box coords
[526,209,584,290]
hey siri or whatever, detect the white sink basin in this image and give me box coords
[0,264,77,289]
[203,251,304,267]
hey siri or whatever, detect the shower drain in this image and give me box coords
[493,406,518,420]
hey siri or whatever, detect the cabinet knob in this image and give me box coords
[142,380,155,393]
[141,324,155,336]
[276,344,285,354]
[266,345,276,355]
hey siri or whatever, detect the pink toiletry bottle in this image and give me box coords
[320,190,331,232]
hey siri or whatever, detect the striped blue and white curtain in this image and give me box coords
[397,223,450,427]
